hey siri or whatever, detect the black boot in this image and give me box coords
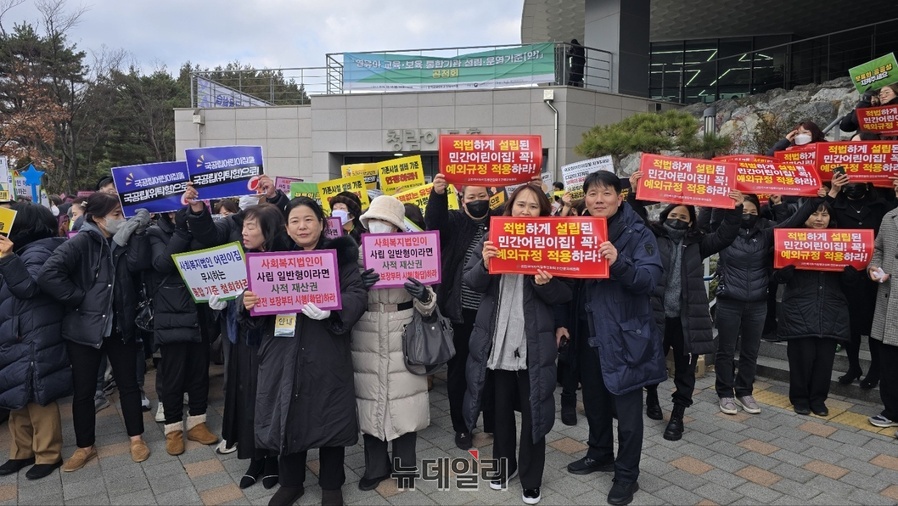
[262,455,279,489]
[268,485,304,506]
[663,405,685,441]
[561,393,577,426]
[645,388,663,421]
[321,487,344,506]
[240,458,265,489]
[838,367,862,385]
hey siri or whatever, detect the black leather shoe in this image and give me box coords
[811,405,829,417]
[455,432,472,450]
[0,457,35,476]
[607,480,639,505]
[566,456,614,475]
[838,368,862,385]
[358,474,389,491]
[25,460,62,480]
[793,405,811,415]
[561,394,577,426]
[861,377,879,390]
[663,405,685,441]
[268,485,304,506]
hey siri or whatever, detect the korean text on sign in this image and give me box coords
[636,154,736,209]
[184,145,264,200]
[361,231,442,289]
[324,217,344,240]
[246,250,343,316]
[733,161,821,197]
[112,161,190,218]
[393,183,460,215]
[814,141,898,186]
[488,217,609,278]
[317,176,370,214]
[857,105,898,136]
[172,242,249,303]
[772,145,817,167]
[439,135,542,186]
[0,206,16,236]
[561,156,614,199]
[378,155,425,195]
[774,229,874,272]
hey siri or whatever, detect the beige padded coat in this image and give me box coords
[871,208,898,347]
[351,256,436,441]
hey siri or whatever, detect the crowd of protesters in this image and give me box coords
[1,105,898,505]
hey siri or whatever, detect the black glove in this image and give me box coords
[774,265,796,283]
[404,277,431,304]
[360,268,380,290]
[174,208,191,237]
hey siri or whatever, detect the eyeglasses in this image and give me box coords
[880,89,895,97]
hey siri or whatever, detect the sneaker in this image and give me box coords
[140,390,151,412]
[94,393,110,413]
[455,432,472,450]
[735,395,761,414]
[155,403,165,423]
[869,414,898,428]
[215,439,237,454]
[489,467,518,490]
[718,397,738,415]
[522,487,541,504]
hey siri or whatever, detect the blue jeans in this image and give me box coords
[715,299,766,399]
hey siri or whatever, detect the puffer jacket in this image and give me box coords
[351,253,435,441]
[38,222,150,347]
[252,236,368,455]
[775,267,851,343]
[648,206,740,355]
[462,238,572,444]
[0,238,71,410]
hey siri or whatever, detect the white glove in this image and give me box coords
[208,294,228,311]
[301,302,331,321]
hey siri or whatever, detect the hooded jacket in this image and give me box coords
[0,237,71,410]
[38,221,150,347]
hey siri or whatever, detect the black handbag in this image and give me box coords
[134,274,170,333]
[402,306,456,376]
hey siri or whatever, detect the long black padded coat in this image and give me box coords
[0,238,71,410]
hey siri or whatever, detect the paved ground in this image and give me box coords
[2,364,898,505]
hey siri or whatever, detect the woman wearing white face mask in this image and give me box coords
[351,195,437,491]
[38,192,153,470]
[766,121,826,156]
[329,193,365,244]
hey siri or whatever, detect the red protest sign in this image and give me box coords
[734,161,821,197]
[857,104,898,136]
[439,135,542,186]
[488,217,608,278]
[361,231,442,289]
[636,154,736,209]
[815,141,898,186]
[774,228,874,272]
[246,251,343,316]
[713,155,774,164]
[773,145,816,167]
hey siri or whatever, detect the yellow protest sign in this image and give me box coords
[393,183,459,216]
[0,206,17,236]
[0,190,9,202]
[489,191,506,210]
[341,162,379,190]
[378,155,425,195]
[317,176,370,214]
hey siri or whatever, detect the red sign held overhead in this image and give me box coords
[774,228,874,272]
[439,135,542,186]
[857,105,898,136]
[814,141,898,186]
[636,154,736,209]
[488,217,609,279]
[773,145,816,167]
[713,155,775,164]
[733,161,821,197]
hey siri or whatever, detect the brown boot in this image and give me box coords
[164,422,185,456]
[186,414,219,445]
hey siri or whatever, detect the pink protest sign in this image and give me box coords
[274,176,303,194]
[246,250,343,316]
[361,231,442,289]
[324,217,344,240]
[66,231,78,239]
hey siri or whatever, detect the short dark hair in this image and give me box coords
[84,192,121,222]
[243,203,286,252]
[742,193,761,213]
[503,184,552,217]
[215,199,239,214]
[583,171,622,195]
[403,203,425,230]
[553,181,564,191]
[95,175,115,191]
[9,202,57,249]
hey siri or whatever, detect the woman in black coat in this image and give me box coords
[243,197,367,506]
[0,203,69,480]
[774,199,852,416]
[463,184,572,505]
[629,171,743,441]
[38,192,152,470]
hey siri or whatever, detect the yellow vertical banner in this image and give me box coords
[317,176,370,214]
[377,155,425,195]
[393,183,459,216]
[341,162,379,190]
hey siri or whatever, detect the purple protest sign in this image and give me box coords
[66,231,78,239]
[324,217,344,240]
[361,231,442,289]
[246,250,343,316]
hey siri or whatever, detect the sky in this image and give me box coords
[1,0,525,74]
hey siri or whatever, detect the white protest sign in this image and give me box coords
[562,156,614,199]
[172,242,248,303]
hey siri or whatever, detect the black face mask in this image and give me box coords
[741,214,759,229]
[465,200,490,219]
[844,185,867,200]
[664,218,690,230]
